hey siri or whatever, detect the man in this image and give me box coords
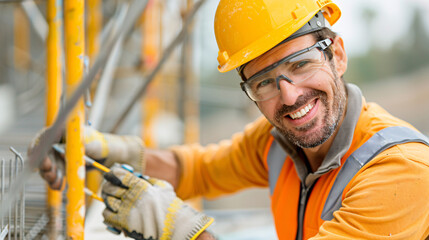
[35,0,429,239]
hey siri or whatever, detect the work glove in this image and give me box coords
[102,165,214,240]
[28,126,145,190]
[84,127,145,173]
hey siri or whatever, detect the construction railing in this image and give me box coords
[0,148,25,240]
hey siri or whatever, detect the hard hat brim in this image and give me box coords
[217,2,341,73]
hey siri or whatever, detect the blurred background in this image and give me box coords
[0,0,428,239]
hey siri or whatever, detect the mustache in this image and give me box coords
[275,90,325,118]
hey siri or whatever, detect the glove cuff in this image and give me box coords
[186,214,214,240]
[172,204,214,240]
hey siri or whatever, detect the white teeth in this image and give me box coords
[289,103,314,120]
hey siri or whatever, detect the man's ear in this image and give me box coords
[331,36,347,76]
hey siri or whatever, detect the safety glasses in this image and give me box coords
[241,38,333,102]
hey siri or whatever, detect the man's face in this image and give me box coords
[243,34,348,148]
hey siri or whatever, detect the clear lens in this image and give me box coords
[244,47,326,101]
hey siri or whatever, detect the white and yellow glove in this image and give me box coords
[84,127,145,173]
[102,165,214,240]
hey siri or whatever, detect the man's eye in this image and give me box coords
[256,78,274,89]
[295,60,310,69]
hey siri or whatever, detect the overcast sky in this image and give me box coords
[335,0,429,56]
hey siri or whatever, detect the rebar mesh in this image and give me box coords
[0,148,25,240]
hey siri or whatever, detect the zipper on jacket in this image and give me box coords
[296,182,315,240]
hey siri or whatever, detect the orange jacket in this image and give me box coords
[171,84,429,239]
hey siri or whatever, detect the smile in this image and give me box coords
[288,102,315,120]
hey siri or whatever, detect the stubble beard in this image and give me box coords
[272,74,347,149]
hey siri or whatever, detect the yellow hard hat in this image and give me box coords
[215,0,341,73]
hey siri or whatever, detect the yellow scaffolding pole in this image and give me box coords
[86,0,103,209]
[182,0,202,211]
[14,7,30,71]
[87,0,101,62]
[64,0,86,238]
[141,0,161,148]
[46,0,64,238]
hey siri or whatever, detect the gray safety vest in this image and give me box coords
[267,126,429,235]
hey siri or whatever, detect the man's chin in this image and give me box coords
[278,123,334,149]
[294,134,331,149]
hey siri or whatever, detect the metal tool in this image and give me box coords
[52,144,110,173]
[84,188,103,203]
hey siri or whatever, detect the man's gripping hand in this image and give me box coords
[102,165,214,240]
[28,127,65,190]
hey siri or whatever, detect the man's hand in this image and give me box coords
[101,165,214,240]
[28,128,65,190]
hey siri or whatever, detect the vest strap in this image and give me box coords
[267,140,288,195]
[321,126,429,220]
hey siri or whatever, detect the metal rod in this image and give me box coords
[8,159,12,240]
[141,0,161,148]
[87,0,102,63]
[84,188,103,202]
[88,4,128,129]
[8,159,11,240]
[14,159,18,240]
[8,148,25,239]
[1,160,4,229]
[21,0,48,42]
[64,0,86,237]
[13,7,30,71]
[25,214,48,240]
[16,152,24,240]
[86,3,125,203]
[0,225,8,240]
[46,0,63,238]
[2,0,150,222]
[109,0,207,134]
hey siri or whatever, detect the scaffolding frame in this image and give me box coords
[1,0,207,238]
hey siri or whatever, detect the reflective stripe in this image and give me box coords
[321,126,429,221]
[267,140,288,195]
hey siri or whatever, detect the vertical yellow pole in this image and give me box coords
[64,0,85,238]
[14,7,30,71]
[182,0,202,211]
[85,0,102,208]
[141,0,161,148]
[46,0,63,238]
[87,0,101,62]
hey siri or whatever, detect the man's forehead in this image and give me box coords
[243,35,315,79]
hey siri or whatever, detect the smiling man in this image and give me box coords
[34,0,429,239]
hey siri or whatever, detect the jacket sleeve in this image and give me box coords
[170,116,272,200]
[311,143,429,240]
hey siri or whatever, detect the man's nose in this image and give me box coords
[278,79,302,106]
